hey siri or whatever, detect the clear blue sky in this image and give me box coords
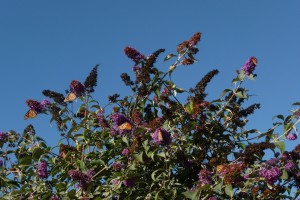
[1,1,300,149]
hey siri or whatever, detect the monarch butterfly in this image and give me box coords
[157,129,163,141]
[64,92,77,102]
[118,122,132,130]
[24,109,37,120]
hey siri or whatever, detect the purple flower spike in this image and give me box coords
[112,162,124,171]
[152,128,171,145]
[111,179,120,185]
[208,197,218,200]
[266,158,279,166]
[132,65,141,72]
[259,166,282,184]
[37,161,48,179]
[287,133,297,141]
[70,80,85,96]
[110,113,130,126]
[41,99,51,110]
[198,169,213,185]
[123,178,135,187]
[26,99,43,113]
[68,168,94,189]
[0,132,8,141]
[0,160,3,167]
[242,57,257,76]
[97,115,109,129]
[50,195,61,200]
[285,161,296,172]
[124,46,145,63]
[122,148,130,156]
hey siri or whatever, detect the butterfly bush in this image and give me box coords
[2,32,300,199]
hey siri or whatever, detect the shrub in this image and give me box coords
[1,32,300,200]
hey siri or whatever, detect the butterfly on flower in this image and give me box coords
[24,109,37,120]
[64,92,77,102]
[24,99,41,120]
[118,122,132,130]
[251,57,257,65]
[157,129,163,142]
[216,165,225,173]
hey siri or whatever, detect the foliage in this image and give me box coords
[1,32,300,200]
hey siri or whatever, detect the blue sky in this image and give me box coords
[1,1,300,149]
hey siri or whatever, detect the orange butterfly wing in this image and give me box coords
[24,109,37,120]
[64,92,77,102]
[158,130,163,141]
[216,165,225,173]
[118,122,132,130]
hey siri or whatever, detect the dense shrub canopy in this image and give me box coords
[1,32,300,200]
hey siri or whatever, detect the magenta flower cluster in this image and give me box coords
[112,162,124,171]
[122,148,129,156]
[49,195,61,200]
[97,115,109,129]
[241,57,257,76]
[70,80,85,96]
[40,99,51,109]
[287,133,297,141]
[151,128,171,145]
[110,113,130,126]
[110,113,131,135]
[266,158,279,166]
[68,168,94,189]
[37,161,48,179]
[0,132,8,142]
[124,46,145,63]
[122,178,135,187]
[259,166,282,184]
[198,169,213,185]
[26,99,50,113]
[284,161,296,172]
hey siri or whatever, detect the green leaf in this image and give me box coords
[214,181,223,191]
[91,159,105,166]
[292,102,300,106]
[281,169,288,180]
[79,160,87,172]
[225,184,234,197]
[164,54,177,61]
[68,189,76,199]
[133,153,144,163]
[273,115,284,121]
[151,169,164,181]
[182,188,200,200]
[234,91,248,99]
[284,122,293,135]
[122,136,129,146]
[220,89,232,99]
[157,152,166,157]
[32,148,44,160]
[19,156,32,165]
[275,141,285,153]
[185,101,194,115]
[175,88,185,93]
[41,192,52,200]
